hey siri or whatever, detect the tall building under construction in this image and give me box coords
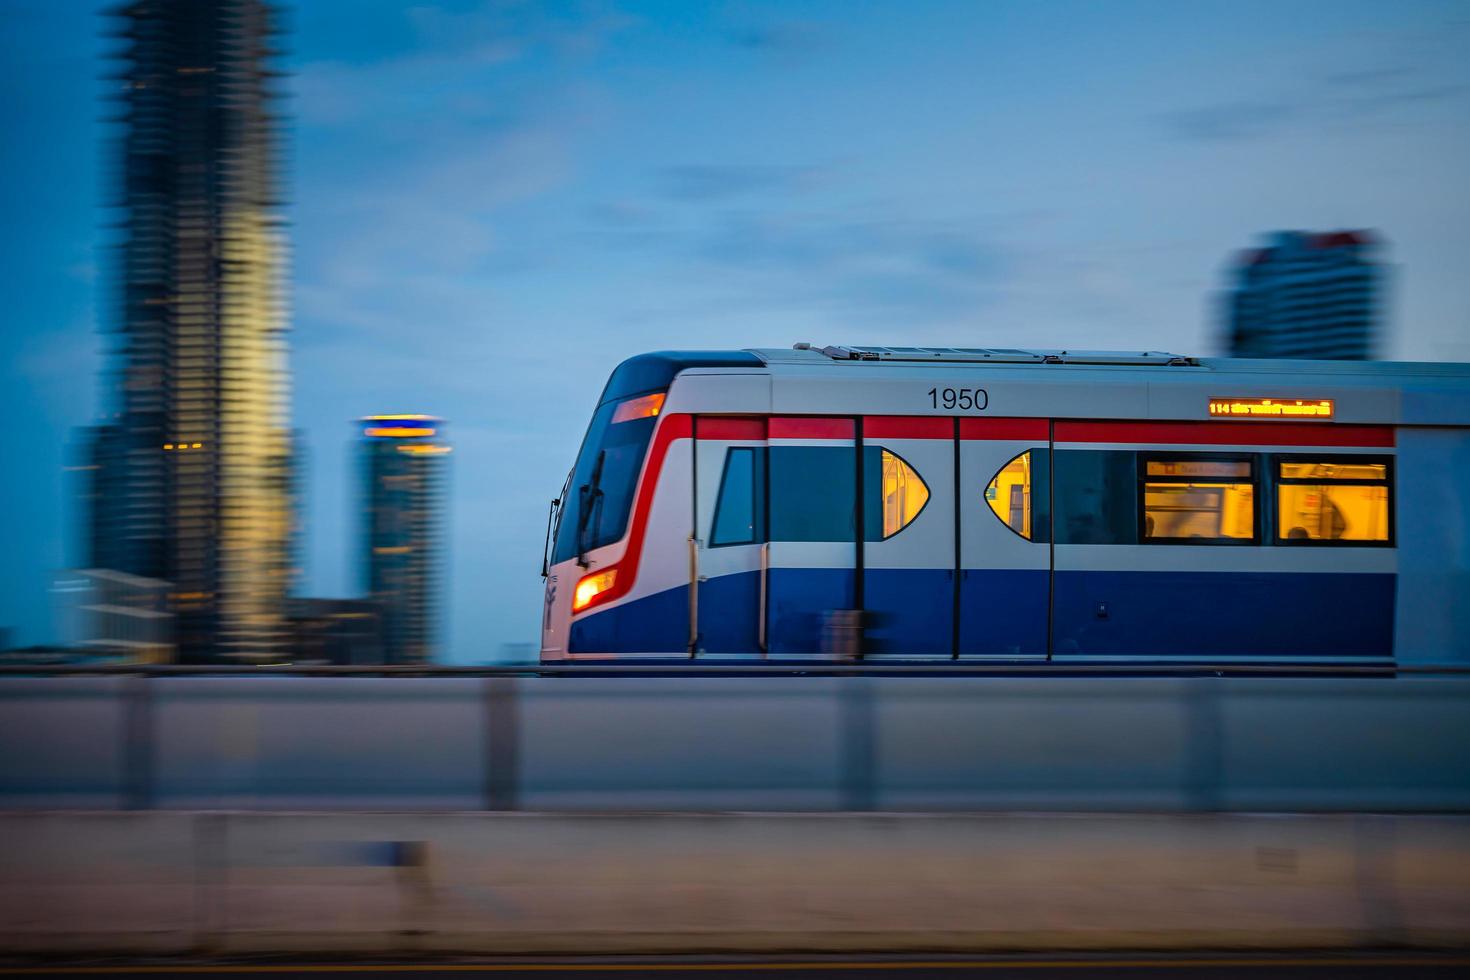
[83,0,293,661]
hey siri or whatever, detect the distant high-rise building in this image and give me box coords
[360,416,450,664]
[85,0,293,661]
[285,598,384,666]
[1225,230,1384,360]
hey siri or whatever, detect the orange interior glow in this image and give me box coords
[611,392,665,424]
[572,567,619,613]
[365,426,437,438]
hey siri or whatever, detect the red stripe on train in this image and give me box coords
[960,417,1050,441]
[1054,420,1395,447]
[864,416,953,439]
[769,417,855,440]
[698,417,766,440]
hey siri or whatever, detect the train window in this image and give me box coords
[769,446,856,542]
[1276,456,1392,544]
[985,449,1050,541]
[710,447,765,546]
[1141,454,1255,543]
[878,449,928,539]
[1054,450,1133,544]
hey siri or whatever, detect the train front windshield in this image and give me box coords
[549,391,664,566]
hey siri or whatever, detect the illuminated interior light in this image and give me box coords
[396,444,452,455]
[1208,397,1334,420]
[363,414,437,422]
[611,392,665,424]
[572,567,619,613]
[365,426,437,438]
[164,444,174,450]
[192,442,202,449]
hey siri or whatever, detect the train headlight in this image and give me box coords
[572,567,619,613]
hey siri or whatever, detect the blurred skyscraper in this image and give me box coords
[360,417,450,664]
[1225,230,1384,360]
[81,0,293,661]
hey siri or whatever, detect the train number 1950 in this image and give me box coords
[927,387,988,411]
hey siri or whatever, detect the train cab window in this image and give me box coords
[984,449,1050,541]
[878,449,928,539]
[1276,457,1391,544]
[550,394,663,564]
[1141,457,1255,543]
[711,447,766,546]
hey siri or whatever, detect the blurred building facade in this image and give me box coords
[285,598,384,665]
[53,569,174,663]
[360,417,450,664]
[1225,230,1383,360]
[83,0,293,662]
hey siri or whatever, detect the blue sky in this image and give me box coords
[3,0,1468,659]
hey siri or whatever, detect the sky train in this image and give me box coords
[540,345,1470,664]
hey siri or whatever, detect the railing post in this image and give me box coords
[1184,678,1224,812]
[121,673,154,810]
[840,677,876,811]
[484,676,520,811]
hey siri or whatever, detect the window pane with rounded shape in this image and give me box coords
[986,450,1036,539]
[880,449,929,538]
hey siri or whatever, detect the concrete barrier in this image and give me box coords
[7,676,1470,813]
[2,811,1468,955]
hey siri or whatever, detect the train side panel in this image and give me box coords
[1394,426,1470,663]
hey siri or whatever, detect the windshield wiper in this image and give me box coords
[575,449,606,568]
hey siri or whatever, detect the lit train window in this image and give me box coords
[879,449,929,539]
[985,450,1053,542]
[1141,454,1255,543]
[986,450,1036,539]
[1276,456,1391,544]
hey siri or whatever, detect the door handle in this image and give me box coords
[688,535,699,654]
[758,541,770,655]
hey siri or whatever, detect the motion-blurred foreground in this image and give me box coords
[2,669,1468,954]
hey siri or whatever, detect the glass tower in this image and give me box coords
[360,416,450,664]
[1226,230,1383,360]
[87,0,293,661]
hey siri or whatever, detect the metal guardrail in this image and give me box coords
[2,672,1469,814]
[4,662,1470,675]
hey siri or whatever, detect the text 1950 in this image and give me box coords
[927,387,988,411]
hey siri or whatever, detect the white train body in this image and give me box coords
[541,346,1470,664]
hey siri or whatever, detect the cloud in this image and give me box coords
[1161,59,1469,142]
[1323,67,1414,88]
[1160,101,1298,143]
[726,23,825,55]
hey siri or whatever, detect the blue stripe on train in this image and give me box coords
[959,568,1050,657]
[768,568,854,654]
[699,569,761,653]
[569,582,688,654]
[1052,570,1395,657]
[570,568,1397,658]
[865,568,954,655]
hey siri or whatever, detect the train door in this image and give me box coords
[861,417,956,657]
[766,417,859,655]
[957,418,1052,658]
[693,417,767,656]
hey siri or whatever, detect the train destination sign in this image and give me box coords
[1208,397,1335,420]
